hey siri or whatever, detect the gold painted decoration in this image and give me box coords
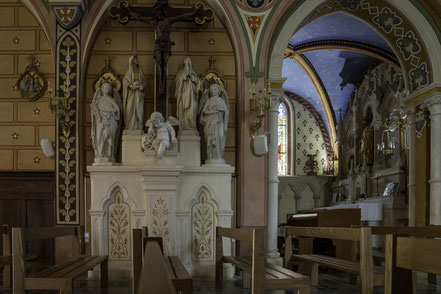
[108,192,130,260]
[16,56,47,101]
[152,197,170,256]
[93,55,121,92]
[192,191,214,260]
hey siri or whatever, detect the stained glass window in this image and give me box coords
[278,103,288,175]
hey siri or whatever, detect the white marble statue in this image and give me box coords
[199,83,229,161]
[91,82,122,160]
[142,112,179,159]
[122,55,146,131]
[175,57,200,131]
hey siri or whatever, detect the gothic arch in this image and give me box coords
[268,0,441,92]
[100,182,137,211]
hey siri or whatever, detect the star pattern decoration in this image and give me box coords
[12,133,19,140]
[33,108,41,115]
[35,60,41,68]
[12,85,18,91]
[33,156,41,164]
[208,38,215,46]
[105,37,112,45]
[12,37,19,44]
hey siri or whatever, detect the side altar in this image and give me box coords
[88,132,234,279]
[87,49,234,278]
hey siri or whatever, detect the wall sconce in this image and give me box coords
[48,81,71,137]
[249,82,271,138]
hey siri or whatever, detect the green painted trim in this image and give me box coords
[42,0,50,11]
[410,0,441,44]
[267,0,306,75]
[230,0,281,83]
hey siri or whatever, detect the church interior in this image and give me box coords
[1,0,441,293]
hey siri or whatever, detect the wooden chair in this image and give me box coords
[12,226,108,294]
[133,227,191,294]
[216,226,310,294]
[285,226,377,294]
[385,234,441,294]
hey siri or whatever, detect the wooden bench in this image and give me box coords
[385,234,441,294]
[12,226,108,294]
[285,226,377,294]
[216,226,310,294]
[1,224,11,288]
[137,236,177,294]
[133,227,192,294]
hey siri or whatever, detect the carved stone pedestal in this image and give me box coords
[177,130,200,166]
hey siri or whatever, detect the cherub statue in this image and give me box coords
[142,112,179,159]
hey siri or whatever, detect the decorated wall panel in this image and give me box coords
[0,2,54,171]
[191,190,216,261]
[292,99,329,175]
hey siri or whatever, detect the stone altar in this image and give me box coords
[87,131,234,279]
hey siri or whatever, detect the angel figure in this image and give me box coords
[199,83,229,161]
[142,112,179,159]
[91,82,123,161]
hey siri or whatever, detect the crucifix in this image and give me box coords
[110,0,214,116]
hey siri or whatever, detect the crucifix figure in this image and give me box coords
[110,0,214,116]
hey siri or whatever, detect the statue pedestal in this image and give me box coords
[93,157,120,166]
[122,130,143,165]
[204,159,226,166]
[177,130,201,166]
[144,150,178,166]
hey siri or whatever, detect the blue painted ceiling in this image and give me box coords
[290,12,392,53]
[283,12,393,133]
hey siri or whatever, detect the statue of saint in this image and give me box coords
[122,56,146,131]
[91,82,122,160]
[175,57,200,131]
[199,83,229,161]
[361,119,374,165]
[142,112,179,159]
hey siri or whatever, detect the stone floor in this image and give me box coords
[1,273,440,293]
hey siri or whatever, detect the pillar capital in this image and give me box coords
[426,94,441,116]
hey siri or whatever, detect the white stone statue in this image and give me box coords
[142,112,179,159]
[91,82,122,161]
[199,83,229,161]
[122,55,146,131]
[175,57,200,131]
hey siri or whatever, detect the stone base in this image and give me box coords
[144,149,178,166]
[93,157,120,166]
[177,130,201,166]
[266,255,283,267]
[122,130,143,165]
[203,159,226,166]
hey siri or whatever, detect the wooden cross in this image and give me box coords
[110,0,214,116]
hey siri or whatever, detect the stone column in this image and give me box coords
[267,79,284,266]
[427,95,441,225]
[406,108,416,226]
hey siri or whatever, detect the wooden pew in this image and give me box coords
[133,228,192,294]
[137,237,177,294]
[285,226,377,294]
[216,226,310,294]
[1,224,11,288]
[12,226,108,294]
[385,234,441,294]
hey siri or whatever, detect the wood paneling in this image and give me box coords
[0,172,55,263]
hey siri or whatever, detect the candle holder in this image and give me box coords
[249,83,271,138]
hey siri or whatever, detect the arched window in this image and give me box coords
[278,102,288,175]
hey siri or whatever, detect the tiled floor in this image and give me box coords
[1,273,441,293]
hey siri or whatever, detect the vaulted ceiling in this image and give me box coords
[282,12,399,138]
